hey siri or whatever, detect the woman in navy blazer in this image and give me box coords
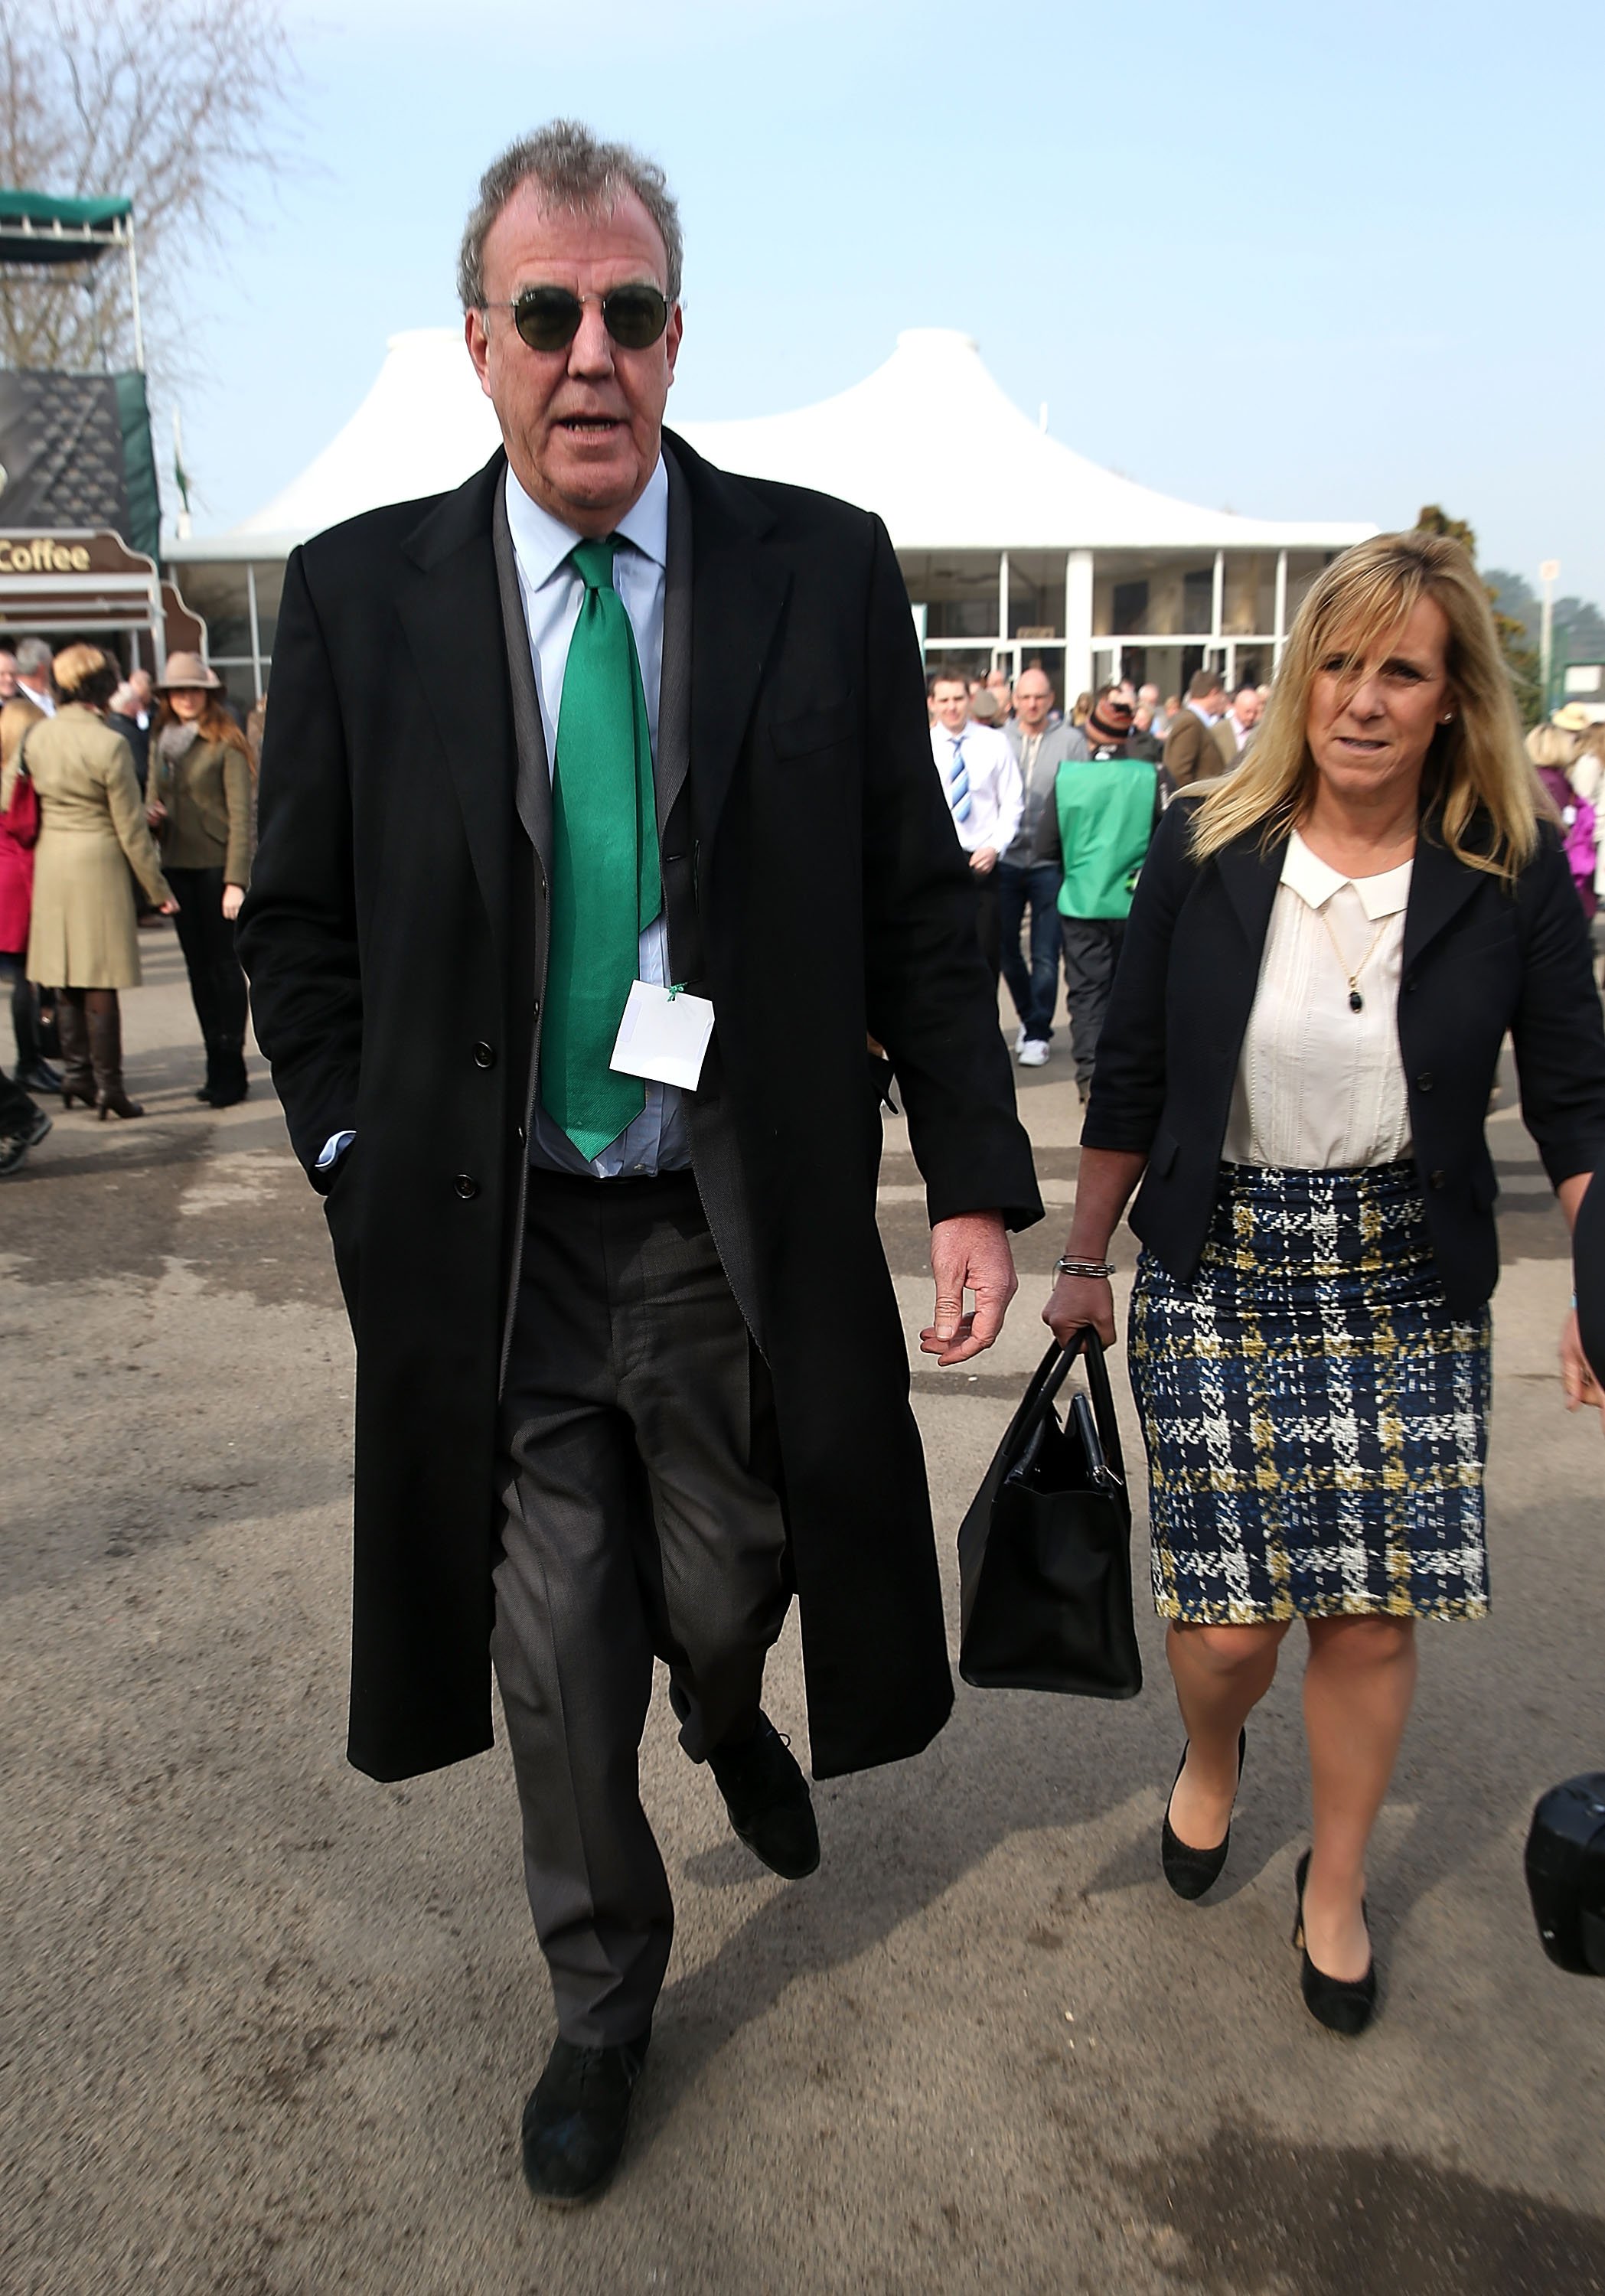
[1045,531,1605,2034]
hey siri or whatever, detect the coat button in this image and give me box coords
[454,1172,480,1201]
[1416,1071,1434,1091]
[1429,1169,1446,1190]
[472,1041,495,1068]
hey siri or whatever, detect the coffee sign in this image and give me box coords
[0,535,93,572]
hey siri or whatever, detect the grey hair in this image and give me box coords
[457,120,683,310]
[15,637,53,679]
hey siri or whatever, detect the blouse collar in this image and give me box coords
[1283,827,1413,921]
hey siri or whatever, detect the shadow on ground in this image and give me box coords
[1119,2113,1605,2294]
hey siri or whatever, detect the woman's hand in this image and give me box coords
[1044,1270,1116,1351]
[159,895,180,916]
[222,883,244,921]
[1559,1308,1605,1433]
[146,800,166,827]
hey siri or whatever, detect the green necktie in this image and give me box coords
[540,536,662,1159]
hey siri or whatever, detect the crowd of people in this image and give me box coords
[928,659,1254,1099]
[0,638,256,1172]
[931,651,1605,1111]
[1528,706,1605,918]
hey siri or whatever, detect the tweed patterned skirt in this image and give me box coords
[1129,1160,1491,1624]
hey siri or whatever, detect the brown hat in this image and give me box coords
[158,650,222,693]
[1087,697,1134,742]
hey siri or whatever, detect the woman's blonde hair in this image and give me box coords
[1526,722,1577,770]
[1192,530,1538,879]
[51,643,119,709]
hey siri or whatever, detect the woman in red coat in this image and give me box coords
[0,741,56,1091]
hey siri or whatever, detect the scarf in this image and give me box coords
[156,721,203,764]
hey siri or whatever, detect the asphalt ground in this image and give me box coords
[4,928,1604,2296]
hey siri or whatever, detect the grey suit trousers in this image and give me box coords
[492,1167,791,2047]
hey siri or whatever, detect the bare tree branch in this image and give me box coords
[0,0,302,375]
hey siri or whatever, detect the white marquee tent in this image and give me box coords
[168,325,1375,703]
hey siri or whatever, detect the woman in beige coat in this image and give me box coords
[20,644,176,1117]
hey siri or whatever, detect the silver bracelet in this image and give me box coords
[1055,1255,1115,1279]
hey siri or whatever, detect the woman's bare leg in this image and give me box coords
[1300,1615,1417,1980]
[1166,1620,1289,1848]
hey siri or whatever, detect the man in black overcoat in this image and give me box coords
[238,121,1040,2203]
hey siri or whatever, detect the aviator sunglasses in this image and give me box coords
[488,282,670,354]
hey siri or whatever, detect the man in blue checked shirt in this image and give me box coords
[928,671,1023,980]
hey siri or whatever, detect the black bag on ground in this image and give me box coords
[957,1331,1142,1699]
[1526,1773,1605,1977]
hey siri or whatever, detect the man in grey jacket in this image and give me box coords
[999,666,1077,1065]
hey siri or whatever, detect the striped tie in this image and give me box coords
[947,735,972,824]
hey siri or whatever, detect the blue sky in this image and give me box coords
[181,0,1605,602]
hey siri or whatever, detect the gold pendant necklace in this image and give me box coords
[1317,905,1388,1013]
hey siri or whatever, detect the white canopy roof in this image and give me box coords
[681,329,1372,554]
[190,324,1372,559]
[218,328,502,555]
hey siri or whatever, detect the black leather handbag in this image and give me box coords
[957,1332,1143,1699]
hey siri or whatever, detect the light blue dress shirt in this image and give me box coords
[503,455,689,1178]
[315,457,689,1187]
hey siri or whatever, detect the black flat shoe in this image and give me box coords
[1292,1850,1378,2036]
[1161,1728,1246,1900]
[707,1712,820,1879]
[520,2030,650,2205]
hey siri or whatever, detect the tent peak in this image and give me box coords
[895,327,980,355]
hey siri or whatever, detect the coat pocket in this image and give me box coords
[770,696,856,760]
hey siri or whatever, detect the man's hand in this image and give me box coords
[921,1211,1017,1367]
[222,882,245,921]
[969,846,997,875]
[1560,1308,1605,1433]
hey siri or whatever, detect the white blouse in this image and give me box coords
[1222,829,1414,1169]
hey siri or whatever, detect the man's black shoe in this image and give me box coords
[707,1712,820,1878]
[520,2032,650,2206]
[0,1104,51,1173]
[17,1060,61,1093]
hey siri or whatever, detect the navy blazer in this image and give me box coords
[1083,797,1605,1315]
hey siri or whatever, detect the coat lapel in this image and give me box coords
[657,444,693,835]
[396,451,518,950]
[490,472,553,866]
[1403,813,1483,970]
[1214,825,1285,956]
[667,429,788,853]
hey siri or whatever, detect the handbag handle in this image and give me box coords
[1009,1329,1127,1482]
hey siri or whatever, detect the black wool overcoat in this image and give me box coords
[238,435,1042,1785]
